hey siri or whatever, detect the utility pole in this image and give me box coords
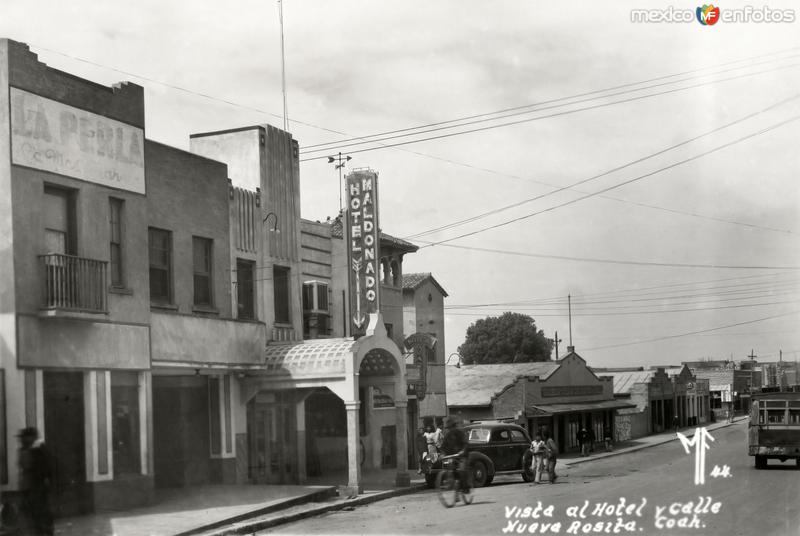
[553,331,562,360]
[748,349,757,392]
[568,294,573,347]
[328,152,352,211]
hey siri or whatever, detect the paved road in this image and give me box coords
[268,422,800,536]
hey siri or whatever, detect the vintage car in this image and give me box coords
[422,422,534,487]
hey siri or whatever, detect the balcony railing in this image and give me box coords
[39,254,108,314]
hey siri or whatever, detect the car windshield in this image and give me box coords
[467,428,491,443]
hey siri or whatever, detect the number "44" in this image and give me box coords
[710,465,732,478]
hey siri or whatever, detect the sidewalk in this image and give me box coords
[558,416,745,469]
[49,420,745,536]
[51,471,427,536]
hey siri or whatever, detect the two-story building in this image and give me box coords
[0,38,450,513]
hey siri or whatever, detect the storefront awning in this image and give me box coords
[263,338,356,378]
[527,399,637,416]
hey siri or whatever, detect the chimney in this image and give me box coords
[567,346,575,354]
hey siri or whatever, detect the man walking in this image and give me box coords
[17,427,54,536]
[545,433,558,484]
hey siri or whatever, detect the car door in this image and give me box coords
[490,428,514,470]
[509,429,531,469]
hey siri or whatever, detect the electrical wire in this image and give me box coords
[403,94,800,240]
[580,310,800,351]
[301,55,800,155]
[299,62,800,161]
[417,113,800,249]
[300,46,800,151]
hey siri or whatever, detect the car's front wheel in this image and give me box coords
[472,460,489,487]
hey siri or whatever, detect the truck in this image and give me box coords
[748,390,800,469]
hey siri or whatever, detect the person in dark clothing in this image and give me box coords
[577,428,590,456]
[17,427,54,536]
[440,418,470,492]
[587,426,596,453]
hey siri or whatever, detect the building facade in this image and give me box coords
[447,351,634,454]
[597,366,710,441]
[0,39,449,513]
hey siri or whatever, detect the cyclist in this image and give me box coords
[440,417,470,493]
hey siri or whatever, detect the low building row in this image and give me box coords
[446,350,715,452]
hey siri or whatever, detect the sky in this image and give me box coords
[4,1,799,368]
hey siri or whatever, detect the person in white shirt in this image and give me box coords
[530,434,546,484]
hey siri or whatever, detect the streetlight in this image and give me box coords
[328,152,352,211]
[263,212,280,233]
[447,353,462,368]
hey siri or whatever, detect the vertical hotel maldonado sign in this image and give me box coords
[10,88,146,194]
[345,169,380,336]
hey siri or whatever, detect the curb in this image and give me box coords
[174,486,338,536]
[562,419,744,468]
[196,483,429,535]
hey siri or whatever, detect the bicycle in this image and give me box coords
[436,452,474,507]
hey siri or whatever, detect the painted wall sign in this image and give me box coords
[345,169,380,335]
[10,88,145,194]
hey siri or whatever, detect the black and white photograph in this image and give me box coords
[0,1,799,535]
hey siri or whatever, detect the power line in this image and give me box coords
[444,300,800,317]
[301,54,800,155]
[403,94,800,240]
[417,113,800,249]
[299,62,800,161]
[424,242,800,270]
[580,310,800,351]
[444,274,800,309]
[444,272,797,309]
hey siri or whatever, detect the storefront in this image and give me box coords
[242,314,409,495]
[447,350,634,453]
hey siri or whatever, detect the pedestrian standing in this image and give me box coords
[415,427,427,473]
[587,426,596,453]
[17,427,54,536]
[578,427,589,456]
[545,433,558,484]
[530,434,546,484]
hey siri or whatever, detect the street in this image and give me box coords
[268,422,800,536]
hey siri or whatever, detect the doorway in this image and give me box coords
[248,392,297,484]
[43,371,87,516]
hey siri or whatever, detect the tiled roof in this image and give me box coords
[402,272,449,297]
[446,362,561,407]
[380,232,419,253]
[595,370,656,395]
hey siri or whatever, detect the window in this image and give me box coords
[109,198,124,287]
[44,186,76,255]
[193,237,213,307]
[302,284,314,311]
[302,281,329,312]
[273,265,291,323]
[111,372,140,476]
[491,429,511,442]
[148,228,172,303]
[510,429,527,442]
[468,428,490,443]
[385,323,393,339]
[236,259,255,320]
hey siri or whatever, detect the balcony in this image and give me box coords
[39,254,108,316]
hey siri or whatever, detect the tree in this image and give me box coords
[458,312,553,365]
